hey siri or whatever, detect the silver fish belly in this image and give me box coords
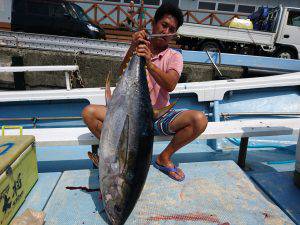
[99,55,154,225]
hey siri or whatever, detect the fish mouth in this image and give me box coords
[104,207,117,225]
[104,201,126,225]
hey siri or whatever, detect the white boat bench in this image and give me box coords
[2,118,300,169]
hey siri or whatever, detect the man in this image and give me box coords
[82,3,208,182]
[126,1,135,28]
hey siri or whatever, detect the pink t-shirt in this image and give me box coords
[147,48,183,109]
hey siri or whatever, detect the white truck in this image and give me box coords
[177,6,300,59]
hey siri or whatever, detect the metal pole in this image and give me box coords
[294,133,300,188]
[212,100,221,151]
[65,71,71,91]
[12,56,26,90]
[237,137,249,169]
[139,0,144,30]
[206,51,223,77]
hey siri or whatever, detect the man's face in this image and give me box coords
[152,14,178,48]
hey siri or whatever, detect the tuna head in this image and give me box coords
[99,55,154,225]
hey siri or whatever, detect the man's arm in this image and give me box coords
[146,62,180,92]
[133,31,181,92]
[136,43,181,92]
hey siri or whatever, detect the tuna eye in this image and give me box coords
[114,205,122,214]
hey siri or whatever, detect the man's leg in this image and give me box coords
[156,110,208,180]
[82,104,107,139]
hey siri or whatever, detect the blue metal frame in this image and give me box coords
[182,50,300,72]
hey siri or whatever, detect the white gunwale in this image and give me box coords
[0,72,299,104]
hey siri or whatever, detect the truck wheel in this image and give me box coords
[200,41,220,52]
[274,48,297,59]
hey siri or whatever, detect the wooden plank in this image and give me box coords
[104,28,133,36]
[42,161,294,224]
[1,118,300,147]
[106,35,132,42]
[104,27,179,47]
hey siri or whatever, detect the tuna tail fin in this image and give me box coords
[153,100,177,120]
[105,71,112,106]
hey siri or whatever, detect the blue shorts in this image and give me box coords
[153,109,186,136]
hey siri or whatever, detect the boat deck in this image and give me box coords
[14,141,300,225]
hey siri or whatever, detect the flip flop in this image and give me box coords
[153,161,185,182]
[87,151,99,168]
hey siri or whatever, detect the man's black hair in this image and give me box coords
[154,3,184,28]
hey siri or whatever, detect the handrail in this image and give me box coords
[0,65,79,91]
[0,65,78,73]
[67,0,250,29]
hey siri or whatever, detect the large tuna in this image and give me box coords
[99,55,154,225]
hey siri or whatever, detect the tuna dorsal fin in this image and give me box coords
[105,71,112,106]
[118,115,129,174]
[153,100,177,120]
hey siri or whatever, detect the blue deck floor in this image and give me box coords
[251,171,300,224]
[14,140,298,225]
[16,172,62,216]
[22,161,295,225]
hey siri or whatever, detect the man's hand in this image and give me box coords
[136,43,152,65]
[131,30,150,48]
[118,30,150,76]
[131,30,152,65]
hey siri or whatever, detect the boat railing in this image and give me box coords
[0,65,79,91]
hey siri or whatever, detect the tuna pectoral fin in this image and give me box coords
[105,71,112,106]
[118,115,130,174]
[153,101,177,120]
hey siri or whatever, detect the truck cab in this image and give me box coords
[275,7,300,59]
[11,0,106,40]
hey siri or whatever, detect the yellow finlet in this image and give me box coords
[153,101,177,120]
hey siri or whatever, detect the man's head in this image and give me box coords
[151,3,183,49]
[153,3,183,30]
[130,1,134,7]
